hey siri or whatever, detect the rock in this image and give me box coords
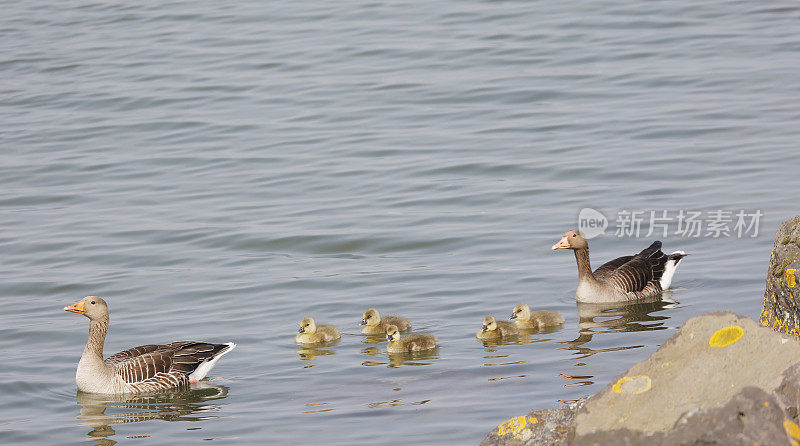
[573,312,799,439]
[578,386,788,445]
[480,398,586,446]
[482,312,800,445]
[761,216,800,337]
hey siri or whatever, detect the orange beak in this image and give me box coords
[551,235,570,250]
[64,299,85,314]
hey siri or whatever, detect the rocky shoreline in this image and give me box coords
[482,216,800,446]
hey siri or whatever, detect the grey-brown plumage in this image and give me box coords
[510,303,564,329]
[385,325,438,353]
[476,316,519,339]
[552,230,684,303]
[360,308,411,335]
[64,296,235,394]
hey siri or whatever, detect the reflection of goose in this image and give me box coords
[64,297,235,394]
[295,317,340,345]
[565,299,675,360]
[297,347,337,361]
[552,230,686,302]
[76,384,229,441]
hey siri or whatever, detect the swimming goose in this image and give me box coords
[360,308,411,335]
[64,296,235,394]
[476,316,519,339]
[510,304,564,329]
[552,230,687,303]
[385,325,438,353]
[295,317,340,344]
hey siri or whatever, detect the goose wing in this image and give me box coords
[106,341,229,384]
[597,241,667,293]
[593,256,633,279]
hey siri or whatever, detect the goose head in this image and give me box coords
[510,303,531,321]
[385,324,400,342]
[298,317,317,334]
[481,316,497,333]
[552,230,588,250]
[64,296,109,321]
[361,308,381,327]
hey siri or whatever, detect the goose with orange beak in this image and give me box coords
[552,230,686,302]
[65,296,235,394]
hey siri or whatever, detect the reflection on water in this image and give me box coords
[477,332,556,348]
[361,334,387,345]
[76,383,229,445]
[297,345,338,362]
[559,297,678,390]
[362,348,440,368]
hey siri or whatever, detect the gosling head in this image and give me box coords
[511,303,531,321]
[385,324,400,342]
[552,229,588,250]
[481,316,497,332]
[64,296,109,322]
[361,308,381,327]
[299,317,317,334]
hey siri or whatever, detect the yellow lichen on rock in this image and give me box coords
[784,419,800,441]
[612,375,652,394]
[787,269,796,288]
[709,325,744,347]
[497,415,527,438]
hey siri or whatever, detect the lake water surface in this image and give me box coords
[3,1,800,444]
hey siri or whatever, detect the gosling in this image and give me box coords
[476,316,519,340]
[510,303,564,329]
[295,317,340,344]
[360,308,411,335]
[385,325,438,353]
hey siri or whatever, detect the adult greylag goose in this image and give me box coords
[64,296,236,394]
[295,317,340,344]
[510,304,564,329]
[476,316,519,340]
[360,308,411,335]
[552,230,687,303]
[385,325,438,353]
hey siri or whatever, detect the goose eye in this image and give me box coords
[366,315,371,319]
[571,234,576,237]
[90,301,96,305]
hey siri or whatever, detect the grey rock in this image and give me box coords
[482,313,800,445]
[761,216,800,337]
[480,398,586,446]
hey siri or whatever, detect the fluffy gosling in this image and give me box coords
[360,308,411,335]
[295,317,340,345]
[385,325,438,353]
[476,316,519,339]
[510,303,564,329]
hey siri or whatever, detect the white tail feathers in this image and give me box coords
[188,342,236,382]
[660,251,687,290]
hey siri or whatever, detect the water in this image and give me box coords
[2,0,800,444]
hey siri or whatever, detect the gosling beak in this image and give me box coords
[510,313,517,319]
[360,319,367,326]
[551,235,570,250]
[298,327,305,333]
[64,300,85,314]
[481,325,488,331]
[387,334,394,341]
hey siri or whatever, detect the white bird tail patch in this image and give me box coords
[189,342,236,383]
[660,251,687,290]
